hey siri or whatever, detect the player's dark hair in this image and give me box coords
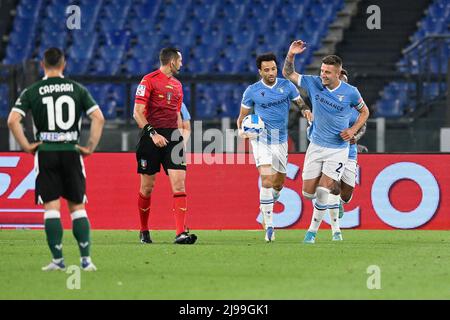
[340,68,348,77]
[322,55,342,67]
[43,48,65,68]
[160,47,181,66]
[256,52,277,70]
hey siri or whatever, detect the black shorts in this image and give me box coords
[35,151,86,204]
[136,128,186,175]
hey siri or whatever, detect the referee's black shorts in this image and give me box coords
[136,128,186,176]
[35,151,87,205]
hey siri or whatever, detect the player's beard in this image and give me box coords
[171,62,180,75]
[265,76,276,85]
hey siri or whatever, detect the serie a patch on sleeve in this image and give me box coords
[136,84,146,97]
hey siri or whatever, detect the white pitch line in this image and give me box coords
[0,209,44,213]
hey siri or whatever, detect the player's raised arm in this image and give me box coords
[282,40,307,85]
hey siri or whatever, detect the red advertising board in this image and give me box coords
[1,152,449,230]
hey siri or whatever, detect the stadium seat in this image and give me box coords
[376,0,450,116]
[1,0,346,120]
[65,58,90,76]
[0,85,10,118]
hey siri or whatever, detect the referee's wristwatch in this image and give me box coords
[143,124,157,138]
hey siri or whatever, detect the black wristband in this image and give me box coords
[143,124,157,137]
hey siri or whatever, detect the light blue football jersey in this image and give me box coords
[348,108,360,160]
[242,78,300,144]
[180,102,191,121]
[298,75,364,149]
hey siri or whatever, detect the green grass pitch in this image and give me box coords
[1,229,449,299]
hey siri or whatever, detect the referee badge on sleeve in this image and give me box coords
[140,159,147,169]
[136,85,146,97]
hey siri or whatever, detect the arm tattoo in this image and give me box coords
[292,98,310,114]
[284,58,295,76]
[354,123,367,141]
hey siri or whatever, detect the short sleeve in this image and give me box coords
[288,82,301,101]
[181,103,191,121]
[135,77,152,106]
[11,89,30,117]
[298,75,316,92]
[241,86,254,109]
[81,85,99,115]
[350,87,365,110]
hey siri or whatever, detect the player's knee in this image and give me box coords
[261,178,273,189]
[273,184,283,192]
[341,193,353,203]
[302,191,316,200]
[315,186,330,205]
[140,185,154,197]
[330,181,341,195]
[70,209,88,220]
[171,182,185,194]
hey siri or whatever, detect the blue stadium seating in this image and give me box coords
[0,85,10,118]
[1,0,344,119]
[376,0,450,118]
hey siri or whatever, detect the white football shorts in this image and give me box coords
[341,158,358,187]
[302,142,349,181]
[250,139,288,174]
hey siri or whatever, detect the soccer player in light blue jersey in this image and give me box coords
[237,53,310,242]
[180,102,191,149]
[304,69,366,240]
[283,40,370,244]
[325,69,367,239]
[335,70,367,219]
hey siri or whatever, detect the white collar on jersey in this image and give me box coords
[42,75,64,80]
[260,78,278,89]
[325,80,342,92]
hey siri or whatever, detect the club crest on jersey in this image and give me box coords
[261,91,265,97]
[337,95,345,102]
[136,85,146,97]
[140,159,147,169]
[279,88,284,93]
[167,92,172,101]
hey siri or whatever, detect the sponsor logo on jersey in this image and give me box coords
[315,94,344,112]
[260,96,289,109]
[136,85,146,97]
[40,131,78,142]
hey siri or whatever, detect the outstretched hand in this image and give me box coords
[288,40,307,56]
